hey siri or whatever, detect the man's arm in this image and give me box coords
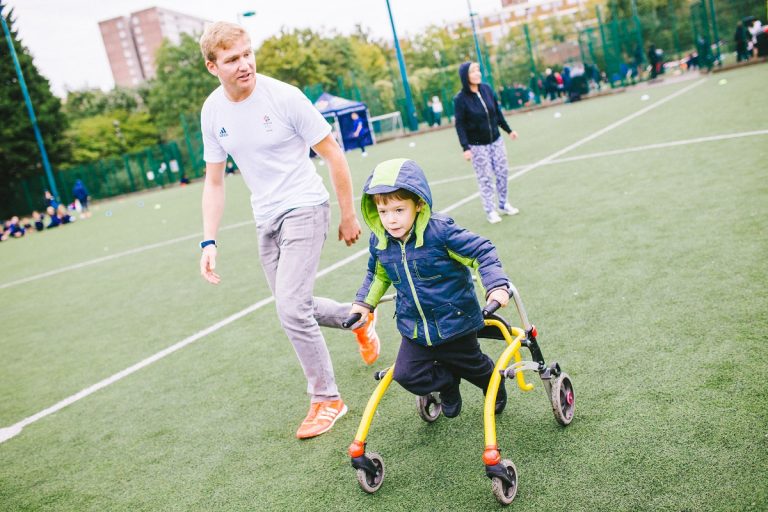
[312,134,362,246]
[200,161,226,284]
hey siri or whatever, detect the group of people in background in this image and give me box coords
[0,180,90,242]
[735,17,767,62]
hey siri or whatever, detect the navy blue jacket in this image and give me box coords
[453,62,512,151]
[355,159,510,346]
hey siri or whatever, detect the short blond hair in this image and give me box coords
[199,21,249,63]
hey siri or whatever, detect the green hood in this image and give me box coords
[361,158,434,250]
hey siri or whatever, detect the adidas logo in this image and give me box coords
[219,127,228,137]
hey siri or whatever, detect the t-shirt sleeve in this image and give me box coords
[201,99,228,163]
[287,86,332,147]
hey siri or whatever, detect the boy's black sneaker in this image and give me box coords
[440,381,462,418]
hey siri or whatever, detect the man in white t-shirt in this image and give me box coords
[197,22,380,439]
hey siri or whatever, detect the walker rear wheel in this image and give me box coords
[551,372,575,426]
[416,393,442,422]
[491,459,518,505]
[356,452,385,493]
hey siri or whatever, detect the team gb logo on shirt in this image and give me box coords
[263,114,273,133]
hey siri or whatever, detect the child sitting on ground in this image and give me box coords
[349,158,510,417]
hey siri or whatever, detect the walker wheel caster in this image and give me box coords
[551,372,575,426]
[416,392,442,422]
[490,459,518,505]
[355,452,385,493]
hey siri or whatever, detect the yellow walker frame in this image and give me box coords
[346,284,575,506]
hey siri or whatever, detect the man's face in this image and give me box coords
[206,36,256,97]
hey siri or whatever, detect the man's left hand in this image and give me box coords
[339,215,362,246]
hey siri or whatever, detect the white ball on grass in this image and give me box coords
[640,94,650,101]
[554,112,562,118]
[409,142,416,147]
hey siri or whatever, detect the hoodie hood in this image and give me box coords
[361,158,433,250]
[459,61,473,93]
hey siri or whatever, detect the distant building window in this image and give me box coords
[132,77,140,84]
[119,30,126,38]
[134,25,142,34]
[123,50,132,59]
[132,17,139,25]
[117,21,124,29]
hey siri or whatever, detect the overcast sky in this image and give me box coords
[4,0,503,97]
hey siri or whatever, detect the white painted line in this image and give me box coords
[544,129,768,165]
[0,80,707,444]
[0,80,710,292]
[0,219,254,290]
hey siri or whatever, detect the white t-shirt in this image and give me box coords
[201,74,332,224]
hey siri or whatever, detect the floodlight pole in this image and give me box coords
[385,0,418,132]
[1,5,59,199]
[467,0,488,80]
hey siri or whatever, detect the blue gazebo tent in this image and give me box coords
[313,92,375,151]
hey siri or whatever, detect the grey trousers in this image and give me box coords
[469,137,510,214]
[256,202,352,402]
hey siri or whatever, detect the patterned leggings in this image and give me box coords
[469,136,509,214]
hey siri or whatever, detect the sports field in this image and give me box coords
[1,64,766,511]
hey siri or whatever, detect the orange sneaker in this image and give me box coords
[352,311,380,365]
[296,399,348,439]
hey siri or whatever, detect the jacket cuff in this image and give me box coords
[485,284,511,300]
[354,301,375,312]
[462,144,471,152]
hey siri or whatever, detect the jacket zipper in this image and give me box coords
[399,238,432,346]
[475,91,493,140]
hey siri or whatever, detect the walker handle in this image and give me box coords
[483,300,501,317]
[342,313,363,329]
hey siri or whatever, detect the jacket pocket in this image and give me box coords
[432,303,470,340]
[378,252,402,284]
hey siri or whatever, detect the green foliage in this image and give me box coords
[0,3,68,183]
[145,32,219,135]
[65,110,159,164]
[63,87,144,121]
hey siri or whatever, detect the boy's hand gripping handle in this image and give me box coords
[342,313,363,329]
[482,300,501,317]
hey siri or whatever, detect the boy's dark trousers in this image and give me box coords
[392,331,495,396]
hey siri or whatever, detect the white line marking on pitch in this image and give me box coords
[0,79,708,444]
[2,81,739,292]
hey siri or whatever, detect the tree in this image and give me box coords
[65,110,159,164]
[0,3,68,199]
[145,32,219,136]
[63,87,144,121]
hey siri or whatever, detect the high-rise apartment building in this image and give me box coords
[99,7,209,88]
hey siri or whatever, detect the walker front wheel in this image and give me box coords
[416,393,442,422]
[551,372,575,426]
[490,459,518,505]
[356,452,385,493]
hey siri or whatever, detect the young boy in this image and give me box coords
[349,158,510,417]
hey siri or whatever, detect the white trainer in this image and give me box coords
[501,203,519,216]
[487,211,502,224]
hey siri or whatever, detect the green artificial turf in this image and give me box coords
[1,65,766,511]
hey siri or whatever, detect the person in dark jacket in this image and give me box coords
[72,179,90,218]
[348,158,511,418]
[453,62,519,224]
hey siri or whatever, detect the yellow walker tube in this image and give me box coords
[481,321,533,466]
[348,366,395,458]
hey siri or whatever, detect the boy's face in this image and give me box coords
[376,197,421,241]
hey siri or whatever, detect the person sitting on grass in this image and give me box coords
[348,158,511,418]
[32,211,45,232]
[46,206,61,229]
[57,204,74,225]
